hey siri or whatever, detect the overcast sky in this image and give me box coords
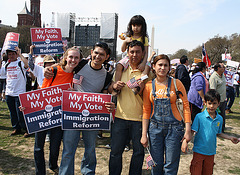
[1,0,240,55]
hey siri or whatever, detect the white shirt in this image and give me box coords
[2,59,28,96]
[233,73,239,85]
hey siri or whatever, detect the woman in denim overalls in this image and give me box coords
[141,54,192,175]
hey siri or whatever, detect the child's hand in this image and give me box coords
[137,62,145,71]
[231,137,240,144]
[181,139,188,153]
[19,106,26,112]
[151,51,156,57]
[125,37,132,43]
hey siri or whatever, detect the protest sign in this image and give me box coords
[30,28,64,55]
[62,91,112,130]
[224,70,235,86]
[1,32,20,52]
[224,60,239,86]
[19,83,71,134]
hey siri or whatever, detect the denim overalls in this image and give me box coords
[149,78,184,175]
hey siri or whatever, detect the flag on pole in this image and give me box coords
[202,44,211,67]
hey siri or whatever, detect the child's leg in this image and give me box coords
[190,152,204,175]
[115,63,124,82]
[202,155,214,175]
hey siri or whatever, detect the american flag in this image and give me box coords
[126,77,139,89]
[202,43,211,67]
[73,74,83,85]
[146,155,155,170]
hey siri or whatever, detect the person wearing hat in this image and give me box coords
[1,47,29,137]
[27,45,56,88]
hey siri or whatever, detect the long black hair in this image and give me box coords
[126,15,148,45]
[192,62,206,75]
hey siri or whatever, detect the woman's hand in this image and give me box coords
[141,135,148,148]
[183,130,192,143]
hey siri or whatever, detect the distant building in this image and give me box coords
[17,0,41,27]
[75,24,100,46]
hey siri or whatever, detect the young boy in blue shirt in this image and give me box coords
[182,89,239,175]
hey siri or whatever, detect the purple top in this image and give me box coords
[188,72,206,109]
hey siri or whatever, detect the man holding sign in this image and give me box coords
[45,42,114,175]
[1,47,28,137]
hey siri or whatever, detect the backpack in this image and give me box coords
[5,61,33,92]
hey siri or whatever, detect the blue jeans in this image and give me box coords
[6,95,26,130]
[149,121,184,175]
[109,117,144,175]
[59,130,98,175]
[226,86,235,110]
[34,126,63,175]
[149,78,184,175]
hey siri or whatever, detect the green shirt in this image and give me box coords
[209,71,226,102]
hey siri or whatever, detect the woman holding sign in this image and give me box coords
[34,47,82,175]
[140,54,192,174]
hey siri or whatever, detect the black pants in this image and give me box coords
[190,102,202,122]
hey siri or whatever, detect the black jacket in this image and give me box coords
[175,64,191,92]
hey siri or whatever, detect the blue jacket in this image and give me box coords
[188,72,206,109]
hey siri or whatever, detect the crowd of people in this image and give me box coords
[0,14,240,175]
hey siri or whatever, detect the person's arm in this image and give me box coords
[198,89,205,103]
[121,37,132,52]
[15,47,28,69]
[217,133,239,144]
[142,51,156,75]
[141,118,150,148]
[141,82,152,147]
[28,45,35,71]
[183,122,192,142]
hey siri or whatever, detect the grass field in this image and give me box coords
[0,98,240,175]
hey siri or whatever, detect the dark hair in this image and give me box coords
[127,40,144,52]
[93,42,111,56]
[180,55,188,64]
[126,15,148,45]
[2,54,8,62]
[204,89,220,103]
[214,61,223,71]
[192,62,206,75]
[6,50,17,55]
[152,54,170,75]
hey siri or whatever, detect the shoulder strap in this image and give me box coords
[101,72,113,92]
[49,66,58,86]
[74,59,88,73]
[5,62,10,71]
[18,61,26,80]
[173,78,183,99]
[151,78,156,98]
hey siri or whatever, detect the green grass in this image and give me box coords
[228,167,240,174]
